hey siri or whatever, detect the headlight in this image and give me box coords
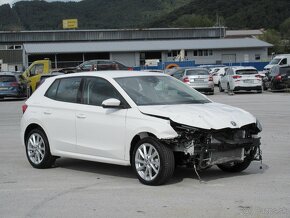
[256,119,262,132]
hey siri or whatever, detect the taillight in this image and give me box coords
[11,82,19,87]
[209,76,213,81]
[22,104,28,114]
[128,67,133,71]
[255,75,262,78]
[275,75,282,81]
[232,75,242,79]
[183,77,190,83]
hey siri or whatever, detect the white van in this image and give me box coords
[264,54,290,70]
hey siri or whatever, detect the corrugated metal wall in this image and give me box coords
[0,50,22,63]
[0,27,225,43]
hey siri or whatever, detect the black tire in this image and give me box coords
[132,137,175,186]
[25,128,56,169]
[217,148,255,173]
[219,82,224,92]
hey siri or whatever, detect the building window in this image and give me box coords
[6,45,23,50]
[209,50,213,56]
[193,50,198,56]
[198,50,203,56]
[204,50,208,56]
[255,54,261,60]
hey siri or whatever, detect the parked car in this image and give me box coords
[264,54,290,71]
[21,71,262,185]
[266,65,290,91]
[35,72,64,89]
[75,60,133,72]
[211,67,229,86]
[170,68,214,94]
[219,66,262,93]
[0,72,28,99]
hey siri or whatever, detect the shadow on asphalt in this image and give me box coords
[55,158,268,185]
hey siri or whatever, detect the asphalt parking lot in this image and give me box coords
[0,90,290,218]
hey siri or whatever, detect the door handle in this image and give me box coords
[43,111,52,115]
[76,114,86,119]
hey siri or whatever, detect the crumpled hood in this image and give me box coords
[138,103,256,130]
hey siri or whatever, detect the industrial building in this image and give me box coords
[0,27,271,71]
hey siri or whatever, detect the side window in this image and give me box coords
[30,64,44,76]
[280,58,287,65]
[54,77,82,103]
[45,79,60,99]
[172,70,184,79]
[82,77,122,106]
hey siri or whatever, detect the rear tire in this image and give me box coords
[25,128,56,169]
[132,137,175,185]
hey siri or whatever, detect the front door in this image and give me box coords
[76,77,127,160]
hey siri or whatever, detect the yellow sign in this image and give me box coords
[63,19,78,29]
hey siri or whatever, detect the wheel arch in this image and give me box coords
[24,123,46,145]
[129,132,157,165]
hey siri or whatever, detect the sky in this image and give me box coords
[0,0,81,6]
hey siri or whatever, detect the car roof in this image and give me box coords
[52,70,167,79]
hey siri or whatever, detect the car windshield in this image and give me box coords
[236,70,258,75]
[186,69,209,76]
[269,58,281,65]
[115,76,211,106]
[0,75,16,82]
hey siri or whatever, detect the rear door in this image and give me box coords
[76,77,127,160]
[42,77,82,153]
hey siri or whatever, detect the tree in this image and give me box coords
[259,29,286,54]
[171,14,214,28]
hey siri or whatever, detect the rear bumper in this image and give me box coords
[0,90,25,98]
[195,87,214,93]
[233,86,262,91]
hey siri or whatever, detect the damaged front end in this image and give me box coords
[162,121,262,170]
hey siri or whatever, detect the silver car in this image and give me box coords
[171,68,214,94]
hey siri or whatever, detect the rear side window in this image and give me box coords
[45,80,60,99]
[45,77,82,103]
[0,75,16,82]
[186,70,209,76]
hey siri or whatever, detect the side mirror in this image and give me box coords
[102,98,121,109]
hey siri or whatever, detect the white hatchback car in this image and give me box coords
[219,66,263,93]
[21,71,262,185]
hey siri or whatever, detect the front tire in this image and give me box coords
[132,137,175,185]
[25,128,56,169]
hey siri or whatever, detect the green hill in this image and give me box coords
[0,0,289,31]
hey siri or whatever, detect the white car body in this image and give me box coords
[21,71,262,184]
[220,66,262,92]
